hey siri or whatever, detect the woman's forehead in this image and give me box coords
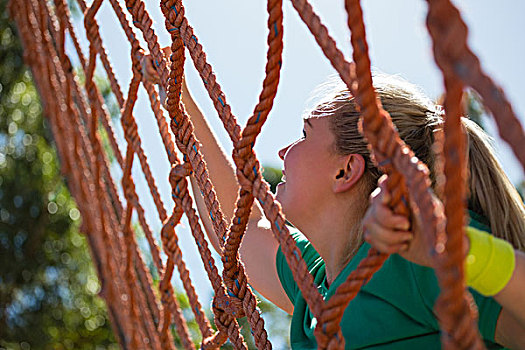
[302,117,335,139]
[303,114,330,124]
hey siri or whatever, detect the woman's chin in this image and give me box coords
[275,188,291,218]
[275,182,284,199]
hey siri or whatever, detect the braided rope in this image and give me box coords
[8,0,523,349]
[157,0,327,329]
[12,1,131,346]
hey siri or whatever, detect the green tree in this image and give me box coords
[262,166,283,194]
[0,1,116,348]
[465,89,485,130]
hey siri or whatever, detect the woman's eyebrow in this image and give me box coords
[303,119,313,128]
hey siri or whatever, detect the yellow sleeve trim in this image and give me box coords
[465,226,516,296]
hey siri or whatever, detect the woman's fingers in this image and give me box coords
[368,176,410,230]
[365,228,411,254]
[371,175,390,204]
[364,219,412,244]
[140,54,161,84]
[364,176,439,266]
[374,202,410,230]
[139,52,169,107]
[364,175,413,254]
[366,191,410,231]
[140,47,174,84]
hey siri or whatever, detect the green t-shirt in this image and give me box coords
[276,219,503,349]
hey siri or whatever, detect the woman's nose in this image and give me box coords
[278,145,290,160]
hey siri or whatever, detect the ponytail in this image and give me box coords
[464,118,525,252]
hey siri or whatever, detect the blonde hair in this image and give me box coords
[307,75,525,251]
[465,119,525,251]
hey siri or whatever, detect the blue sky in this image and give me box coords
[89,0,525,180]
[70,0,525,338]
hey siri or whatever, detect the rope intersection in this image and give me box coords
[8,0,525,348]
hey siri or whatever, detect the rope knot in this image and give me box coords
[160,216,178,252]
[169,162,193,183]
[201,330,228,350]
[122,172,136,198]
[131,47,144,73]
[212,288,245,319]
[314,320,344,350]
[233,150,261,194]
[140,50,161,84]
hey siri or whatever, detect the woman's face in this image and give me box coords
[275,116,341,226]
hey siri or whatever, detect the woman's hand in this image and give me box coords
[140,47,173,106]
[139,49,293,314]
[362,175,441,267]
[364,177,525,347]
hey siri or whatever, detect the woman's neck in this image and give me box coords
[324,225,362,286]
[298,202,365,286]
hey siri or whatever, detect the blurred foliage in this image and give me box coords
[262,166,283,194]
[517,181,525,202]
[0,1,116,348]
[73,68,120,165]
[465,88,485,130]
[66,0,82,19]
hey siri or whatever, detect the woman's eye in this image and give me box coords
[302,129,306,138]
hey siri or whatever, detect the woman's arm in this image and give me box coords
[142,51,293,314]
[493,252,525,348]
[363,175,525,348]
[183,83,293,314]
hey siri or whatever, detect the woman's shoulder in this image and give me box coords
[275,226,326,304]
[281,227,324,269]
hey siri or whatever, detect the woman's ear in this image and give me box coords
[333,154,366,193]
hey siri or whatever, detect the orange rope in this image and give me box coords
[8,0,524,348]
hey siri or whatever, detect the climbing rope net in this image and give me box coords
[8,0,525,348]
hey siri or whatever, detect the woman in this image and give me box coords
[144,55,525,347]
